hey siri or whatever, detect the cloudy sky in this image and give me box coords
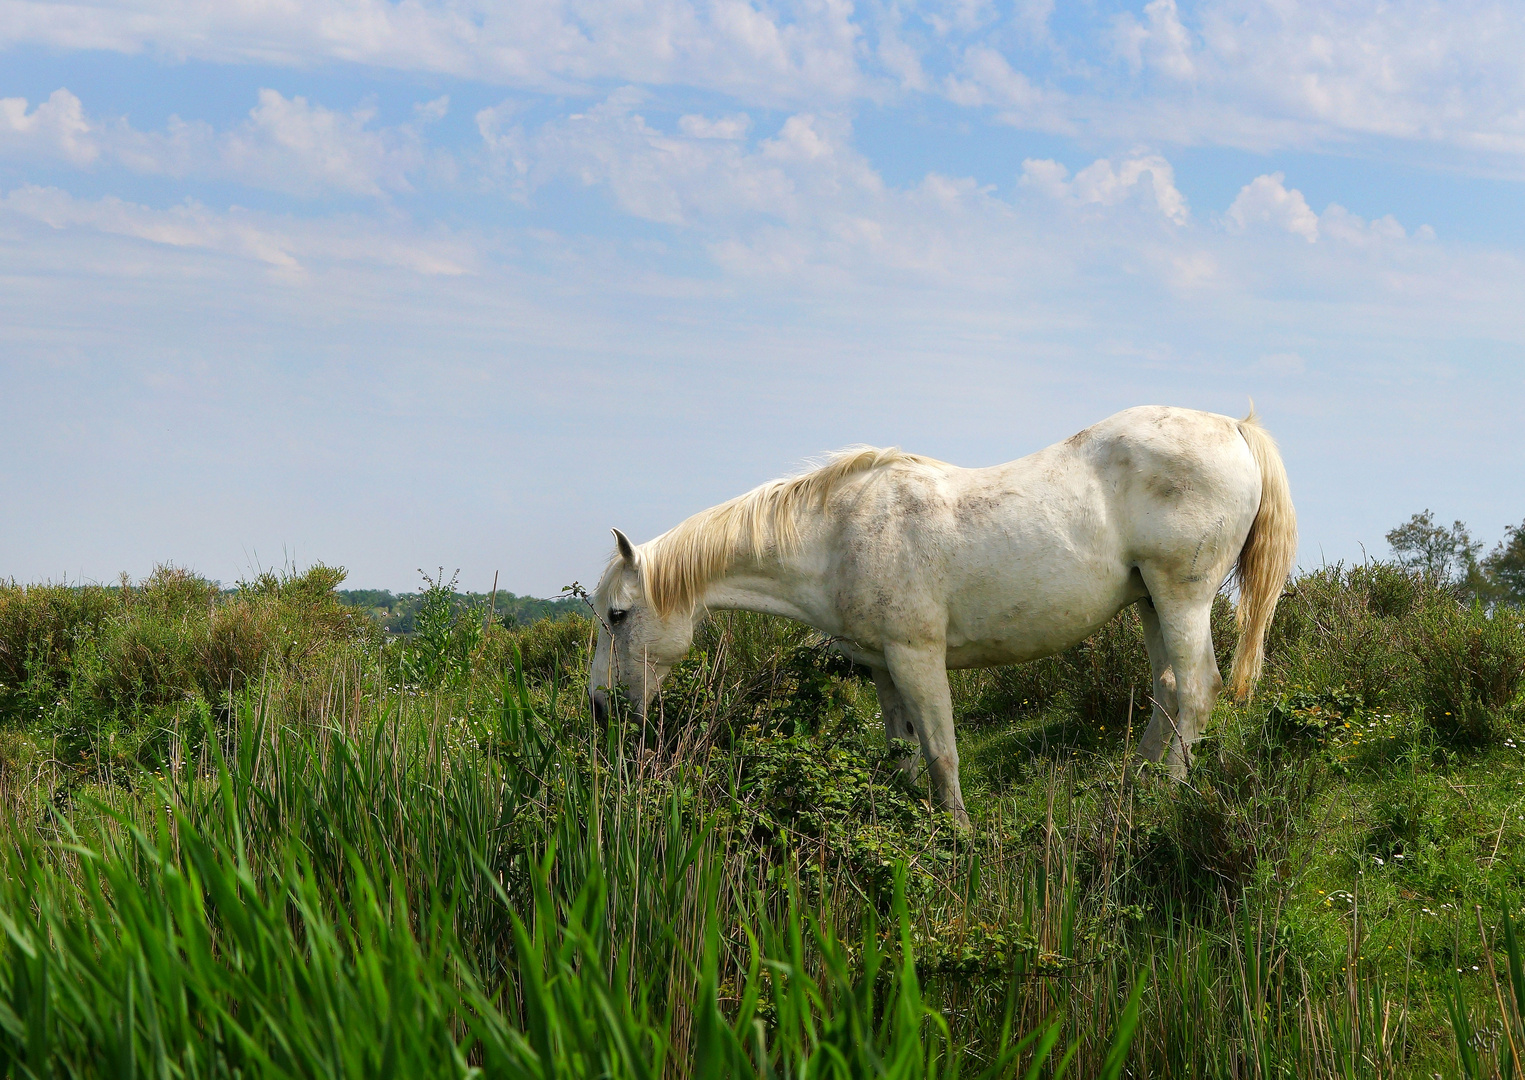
[2,0,1522,594]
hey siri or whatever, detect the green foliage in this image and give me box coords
[1388,508,1525,608]
[1263,563,1423,706]
[1486,520,1525,608]
[340,584,581,634]
[400,568,483,689]
[473,611,594,692]
[734,726,950,905]
[0,655,1134,1078]
[1412,600,1525,743]
[1263,562,1525,746]
[1388,509,1484,589]
[6,556,1525,1076]
[0,563,379,771]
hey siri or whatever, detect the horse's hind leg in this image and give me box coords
[1137,586,1223,780]
[882,644,970,829]
[1135,597,1179,764]
[871,668,921,781]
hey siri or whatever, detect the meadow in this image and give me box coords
[2,560,1525,1077]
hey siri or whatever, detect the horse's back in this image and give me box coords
[822,406,1262,666]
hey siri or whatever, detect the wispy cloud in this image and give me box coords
[5,1,1524,168]
[0,0,876,106]
[0,87,449,197]
[1,185,475,274]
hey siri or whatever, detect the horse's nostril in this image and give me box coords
[591,693,608,724]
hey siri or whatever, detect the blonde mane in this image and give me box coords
[607,447,939,617]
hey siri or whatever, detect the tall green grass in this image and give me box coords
[0,660,1134,1077]
[2,560,1525,1076]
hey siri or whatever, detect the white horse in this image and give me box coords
[588,406,1296,828]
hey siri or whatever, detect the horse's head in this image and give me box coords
[587,528,697,723]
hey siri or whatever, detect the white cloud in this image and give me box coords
[0,87,443,198]
[1113,0,1196,81]
[945,46,1039,108]
[0,89,98,165]
[923,0,999,38]
[0,85,1484,337]
[1099,0,1525,161]
[3,0,1525,170]
[943,45,1070,130]
[1021,153,1189,224]
[1225,173,1319,241]
[474,96,1506,319]
[0,185,474,275]
[875,17,929,92]
[218,89,428,197]
[1318,204,1414,247]
[1015,158,1068,200]
[481,94,875,228]
[414,95,450,123]
[0,0,873,107]
[1225,173,1434,246]
[678,113,751,140]
[4,1,1525,169]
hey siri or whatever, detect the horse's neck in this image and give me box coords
[696,530,836,630]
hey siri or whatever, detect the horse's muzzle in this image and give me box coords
[590,689,608,725]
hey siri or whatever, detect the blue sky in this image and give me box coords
[2,0,1522,594]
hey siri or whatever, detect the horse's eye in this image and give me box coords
[608,608,628,626]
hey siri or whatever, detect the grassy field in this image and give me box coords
[2,562,1525,1077]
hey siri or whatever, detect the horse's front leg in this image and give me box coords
[882,643,970,829]
[871,668,921,781]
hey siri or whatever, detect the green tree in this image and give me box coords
[1386,510,1482,588]
[1484,519,1525,607]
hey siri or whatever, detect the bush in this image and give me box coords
[1262,563,1525,745]
[0,563,379,766]
[478,612,592,687]
[0,580,121,717]
[1262,565,1419,706]
[1411,601,1525,743]
[732,725,950,905]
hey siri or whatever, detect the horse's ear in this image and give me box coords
[612,528,637,567]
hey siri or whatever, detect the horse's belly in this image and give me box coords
[944,616,1118,668]
[942,566,1144,670]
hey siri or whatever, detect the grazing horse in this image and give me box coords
[588,406,1296,828]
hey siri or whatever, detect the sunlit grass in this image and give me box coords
[1,561,1524,1076]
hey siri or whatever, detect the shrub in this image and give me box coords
[200,597,281,698]
[479,612,592,686]
[1262,565,1418,706]
[732,724,950,905]
[1410,601,1525,743]
[0,581,121,717]
[131,564,220,617]
[0,563,379,765]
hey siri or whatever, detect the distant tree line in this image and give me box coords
[1386,511,1525,606]
[338,572,583,636]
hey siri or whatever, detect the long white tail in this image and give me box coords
[1230,411,1298,700]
